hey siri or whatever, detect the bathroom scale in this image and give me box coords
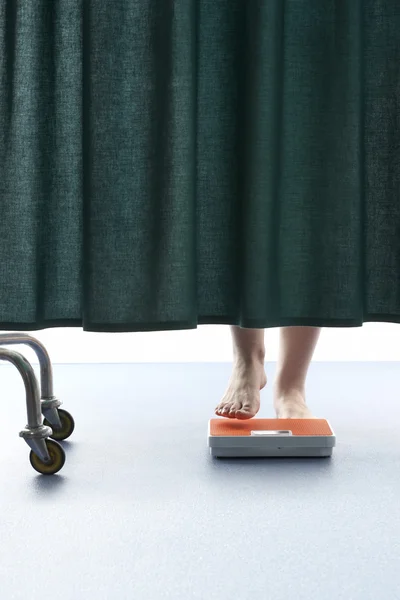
[208,418,336,458]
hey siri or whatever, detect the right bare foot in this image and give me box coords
[215,359,267,420]
[273,387,315,419]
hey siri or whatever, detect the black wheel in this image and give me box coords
[29,439,66,475]
[44,409,75,441]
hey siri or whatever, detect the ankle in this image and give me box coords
[234,348,265,369]
[273,379,305,397]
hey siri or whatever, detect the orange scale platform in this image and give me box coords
[208,418,336,458]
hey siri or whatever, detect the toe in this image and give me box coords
[216,402,235,418]
[235,400,259,420]
[228,402,240,418]
[236,407,255,419]
[235,409,254,420]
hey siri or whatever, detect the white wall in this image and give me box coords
[1,322,399,363]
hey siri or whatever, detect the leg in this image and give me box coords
[273,327,321,418]
[215,326,267,419]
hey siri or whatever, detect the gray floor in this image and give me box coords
[0,361,399,600]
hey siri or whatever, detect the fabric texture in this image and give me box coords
[1,1,400,332]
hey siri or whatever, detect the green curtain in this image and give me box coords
[1,1,399,333]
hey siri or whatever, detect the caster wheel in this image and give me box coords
[29,439,66,475]
[44,409,75,441]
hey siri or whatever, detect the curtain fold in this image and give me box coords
[1,1,399,332]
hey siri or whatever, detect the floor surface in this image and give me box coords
[0,361,399,600]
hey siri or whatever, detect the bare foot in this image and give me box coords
[273,387,316,419]
[215,359,267,419]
